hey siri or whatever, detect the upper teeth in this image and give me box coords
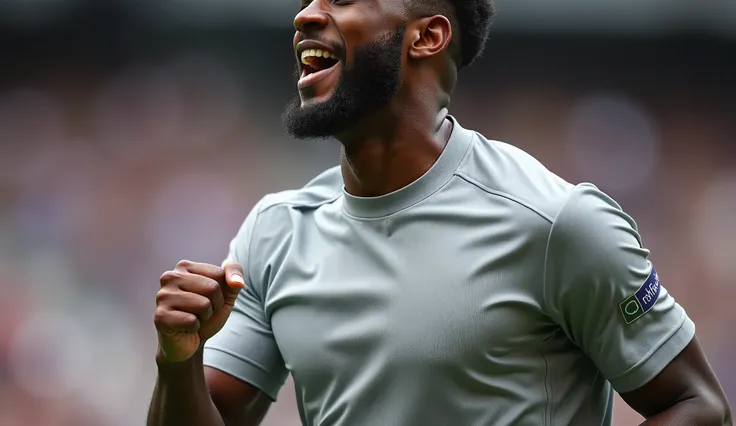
[301,49,338,64]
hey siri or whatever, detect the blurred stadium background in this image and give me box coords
[0,0,734,425]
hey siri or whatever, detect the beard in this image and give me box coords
[282,26,405,139]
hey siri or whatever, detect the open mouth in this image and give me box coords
[301,48,340,75]
[298,47,341,89]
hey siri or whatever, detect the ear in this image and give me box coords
[407,15,453,61]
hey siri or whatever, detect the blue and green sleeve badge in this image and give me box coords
[619,267,661,324]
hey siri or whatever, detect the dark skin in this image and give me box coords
[148,0,732,425]
[291,0,456,197]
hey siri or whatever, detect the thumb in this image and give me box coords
[223,261,246,292]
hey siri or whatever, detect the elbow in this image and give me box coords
[720,401,733,426]
[711,403,732,426]
[700,392,733,426]
[667,390,733,425]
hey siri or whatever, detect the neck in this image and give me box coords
[338,107,453,198]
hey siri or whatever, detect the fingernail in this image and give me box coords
[230,274,245,286]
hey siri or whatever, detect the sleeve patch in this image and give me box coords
[619,267,661,324]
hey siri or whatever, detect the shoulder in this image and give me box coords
[229,165,342,289]
[552,183,637,235]
[248,164,342,248]
[548,182,644,264]
[543,182,650,312]
[453,128,634,249]
[455,130,575,224]
[256,165,343,217]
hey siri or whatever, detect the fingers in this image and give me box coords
[154,309,200,334]
[176,274,225,312]
[156,288,213,323]
[174,260,225,280]
[157,260,244,330]
[169,259,244,292]
[155,260,244,360]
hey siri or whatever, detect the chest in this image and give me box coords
[264,209,551,381]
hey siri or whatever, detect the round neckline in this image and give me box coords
[341,116,473,219]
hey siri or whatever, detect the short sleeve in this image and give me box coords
[203,201,288,401]
[544,183,695,394]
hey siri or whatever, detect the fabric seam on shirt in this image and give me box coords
[540,184,581,318]
[340,177,456,221]
[257,194,342,216]
[203,348,279,401]
[607,312,687,381]
[540,340,553,426]
[340,133,477,221]
[244,201,260,290]
[454,172,556,224]
[459,168,560,327]
[250,195,341,305]
[204,346,273,374]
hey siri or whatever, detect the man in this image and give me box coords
[148,0,732,425]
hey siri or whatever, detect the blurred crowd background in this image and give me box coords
[0,1,734,425]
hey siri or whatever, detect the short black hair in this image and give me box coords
[411,0,495,69]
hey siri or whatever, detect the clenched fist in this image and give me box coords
[154,260,245,363]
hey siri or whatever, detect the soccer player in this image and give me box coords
[148,0,732,425]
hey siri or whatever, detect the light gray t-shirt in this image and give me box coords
[204,117,695,426]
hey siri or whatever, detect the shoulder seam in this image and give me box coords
[541,208,559,322]
[454,171,556,224]
[540,184,584,319]
[257,194,342,217]
[245,203,257,289]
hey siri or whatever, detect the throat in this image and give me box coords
[341,117,453,198]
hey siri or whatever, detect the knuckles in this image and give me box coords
[175,259,193,270]
[211,266,225,277]
[153,307,170,326]
[201,279,221,296]
[196,298,213,313]
[159,270,182,284]
[155,288,174,305]
[180,315,199,330]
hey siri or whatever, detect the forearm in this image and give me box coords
[147,349,226,426]
[639,396,732,426]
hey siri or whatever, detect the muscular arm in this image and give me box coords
[544,186,732,424]
[147,349,272,426]
[205,366,273,426]
[621,337,732,426]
